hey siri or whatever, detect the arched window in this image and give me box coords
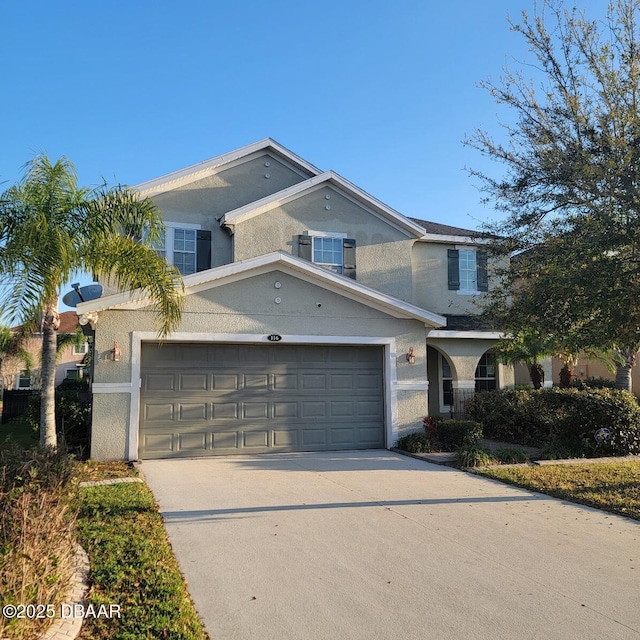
[475,353,497,391]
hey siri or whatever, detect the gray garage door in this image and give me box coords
[139,343,385,458]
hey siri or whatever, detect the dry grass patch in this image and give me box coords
[73,460,138,483]
[0,447,77,640]
[478,460,640,520]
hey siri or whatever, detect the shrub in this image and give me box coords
[396,431,434,453]
[436,419,483,451]
[494,447,529,464]
[456,444,496,468]
[466,387,640,456]
[570,377,618,390]
[22,380,91,456]
[539,439,586,460]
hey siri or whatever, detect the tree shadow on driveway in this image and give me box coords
[160,493,551,524]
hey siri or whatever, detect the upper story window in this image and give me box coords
[313,236,344,274]
[17,370,31,389]
[297,232,357,280]
[448,248,488,294]
[73,341,89,356]
[151,222,211,275]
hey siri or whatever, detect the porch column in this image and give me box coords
[542,356,553,388]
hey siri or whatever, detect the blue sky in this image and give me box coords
[2,0,606,303]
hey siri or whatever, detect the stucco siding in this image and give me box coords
[394,389,428,440]
[412,241,491,316]
[149,152,311,269]
[232,186,414,301]
[91,393,130,461]
[90,270,431,459]
[152,152,308,220]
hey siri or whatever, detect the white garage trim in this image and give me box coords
[93,382,135,393]
[125,332,402,461]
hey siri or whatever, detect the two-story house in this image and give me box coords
[77,139,512,461]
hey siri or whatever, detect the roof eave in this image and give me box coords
[77,252,446,328]
[133,138,322,197]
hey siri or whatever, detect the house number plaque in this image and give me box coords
[267,334,282,342]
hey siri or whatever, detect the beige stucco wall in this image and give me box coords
[91,393,130,461]
[425,339,514,418]
[90,270,430,459]
[151,152,311,268]
[232,185,415,302]
[412,241,494,316]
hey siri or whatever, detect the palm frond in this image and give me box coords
[83,235,183,338]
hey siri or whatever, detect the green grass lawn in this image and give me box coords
[478,461,640,520]
[73,464,210,640]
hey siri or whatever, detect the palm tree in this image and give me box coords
[495,330,552,390]
[0,155,183,448]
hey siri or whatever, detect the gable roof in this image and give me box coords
[134,138,321,197]
[409,217,483,237]
[76,252,446,327]
[220,171,427,238]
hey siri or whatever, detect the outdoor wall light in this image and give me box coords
[110,341,122,362]
[406,347,416,365]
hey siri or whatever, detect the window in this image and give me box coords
[297,233,357,279]
[441,355,453,409]
[73,341,88,355]
[149,223,211,275]
[313,236,344,274]
[173,228,197,275]
[447,248,488,293]
[458,249,477,291]
[65,368,82,381]
[17,370,31,389]
[475,352,497,392]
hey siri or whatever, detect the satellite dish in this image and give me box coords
[62,283,103,308]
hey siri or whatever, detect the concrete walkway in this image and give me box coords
[142,450,640,640]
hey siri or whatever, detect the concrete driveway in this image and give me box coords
[142,450,640,640]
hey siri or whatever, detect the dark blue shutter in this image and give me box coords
[447,249,460,290]
[196,230,212,272]
[343,238,356,280]
[297,235,312,261]
[477,250,488,292]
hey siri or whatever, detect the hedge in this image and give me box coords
[466,388,640,456]
[396,418,482,453]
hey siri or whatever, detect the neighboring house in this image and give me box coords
[514,356,640,394]
[76,139,513,461]
[4,312,88,391]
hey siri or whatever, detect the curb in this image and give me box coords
[40,544,90,640]
[78,477,143,487]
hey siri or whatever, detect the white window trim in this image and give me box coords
[17,371,31,390]
[305,230,347,275]
[312,237,344,273]
[475,353,498,389]
[455,245,480,295]
[73,341,89,355]
[304,230,347,239]
[160,221,202,274]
